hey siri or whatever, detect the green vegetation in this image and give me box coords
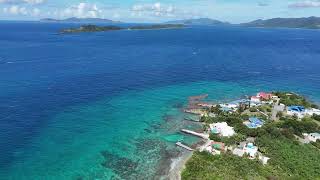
[255,136,320,179]
[311,140,320,149]
[279,117,319,136]
[209,104,223,115]
[274,92,316,108]
[249,107,257,112]
[258,105,272,113]
[183,118,320,179]
[61,25,122,33]
[209,133,246,146]
[312,114,320,122]
[182,92,320,180]
[182,151,285,180]
[61,24,185,33]
[276,111,283,118]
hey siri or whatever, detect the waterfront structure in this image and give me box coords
[210,122,235,137]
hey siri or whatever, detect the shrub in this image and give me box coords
[266,107,272,112]
[281,128,295,139]
[280,117,319,136]
[209,134,222,142]
[249,107,257,112]
[311,140,320,149]
[276,111,283,118]
[312,114,320,121]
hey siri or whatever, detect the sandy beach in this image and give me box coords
[168,151,193,180]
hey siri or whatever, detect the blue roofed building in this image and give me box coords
[288,106,305,112]
[287,106,306,118]
[244,117,264,128]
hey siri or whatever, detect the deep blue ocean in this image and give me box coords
[0,22,320,179]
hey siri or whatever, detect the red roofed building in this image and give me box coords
[257,92,273,100]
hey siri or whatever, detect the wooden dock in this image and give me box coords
[197,103,216,108]
[176,142,194,151]
[181,129,209,140]
[184,109,204,115]
[184,118,200,122]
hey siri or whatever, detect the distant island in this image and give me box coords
[242,16,320,29]
[60,24,185,33]
[40,17,122,24]
[166,18,229,26]
[43,16,320,30]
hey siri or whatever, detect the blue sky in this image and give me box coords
[1,0,320,22]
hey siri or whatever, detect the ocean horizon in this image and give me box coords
[0,22,320,179]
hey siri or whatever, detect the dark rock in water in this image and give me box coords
[149,122,162,130]
[100,151,139,179]
[172,102,184,109]
[144,128,152,133]
[75,176,84,180]
[100,137,183,179]
[162,114,175,122]
[134,138,164,152]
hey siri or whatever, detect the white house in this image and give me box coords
[308,133,320,142]
[232,148,245,157]
[258,154,270,165]
[250,96,261,103]
[243,143,258,158]
[305,108,320,116]
[210,122,235,137]
[220,103,238,110]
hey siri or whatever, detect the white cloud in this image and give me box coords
[289,0,320,8]
[24,0,44,4]
[0,0,45,4]
[59,3,102,18]
[3,5,27,15]
[31,7,40,16]
[3,5,41,16]
[131,2,175,17]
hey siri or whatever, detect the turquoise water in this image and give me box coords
[1,23,320,179]
[5,81,258,179]
[6,80,318,179]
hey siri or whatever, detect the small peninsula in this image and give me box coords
[60,24,185,33]
[178,91,320,179]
